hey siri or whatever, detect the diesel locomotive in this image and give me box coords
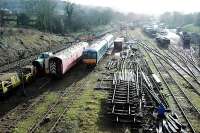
[82,34,114,65]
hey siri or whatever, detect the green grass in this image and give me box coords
[14,92,58,133]
[182,24,200,33]
[173,71,200,109]
[64,88,107,133]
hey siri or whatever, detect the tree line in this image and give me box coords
[160,12,200,28]
[0,0,124,34]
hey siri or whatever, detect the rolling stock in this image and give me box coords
[0,42,88,94]
[156,35,170,49]
[180,32,191,49]
[114,37,124,52]
[32,52,53,75]
[48,42,89,77]
[82,34,114,65]
[0,66,35,95]
[143,26,157,38]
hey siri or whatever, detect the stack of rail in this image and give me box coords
[106,49,146,125]
[107,69,138,123]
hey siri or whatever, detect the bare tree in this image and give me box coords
[64,1,74,31]
[195,13,200,26]
[0,9,8,37]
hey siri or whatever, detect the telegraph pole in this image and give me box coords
[0,9,4,38]
[17,49,26,96]
[198,37,200,57]
[199,42,200,57]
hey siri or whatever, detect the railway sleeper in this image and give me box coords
[110,108,137,114]
[116,84,135,87]
[108,101,139,105]
[112,92,137,96]
[114,87,136,91]
[112,85,135,89]
[111,88,133,92]
[108,95,138,99]
[109,94,137,98]
[109,112,137,117]
[110,111,137,116]
[108,98,139,103]
[112,90,136,94]
[109,97,139,101]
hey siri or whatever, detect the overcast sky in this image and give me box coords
[66,0,200,15]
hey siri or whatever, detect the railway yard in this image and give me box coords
[0,27,200,133]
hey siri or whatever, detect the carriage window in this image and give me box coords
[43,54,49,58]
[38,54,44,58]
[83,51,96,59]
[38,53,49,59]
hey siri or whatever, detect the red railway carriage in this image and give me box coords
[48,42,88,77]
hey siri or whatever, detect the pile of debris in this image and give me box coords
[101,42,187,132]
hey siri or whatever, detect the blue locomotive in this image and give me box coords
[82,34,114,65]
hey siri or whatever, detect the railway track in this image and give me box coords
[140,41,200,133]
[144,39,200,76]
[162,48,200,86]
[0,78,51,133]
[0,58,92,133]
[48,79,87,133]
[0,55,36,73]
[169,46,200,75]
[140,41,200,96]
[28,71,92,133]
[171,46,199,67]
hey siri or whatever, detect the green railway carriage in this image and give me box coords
[32,52,53,75]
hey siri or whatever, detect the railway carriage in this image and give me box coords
[0,42,89,94]
[82,34,114,65]
[105,34,114,48]
[180,32,191,49]
[48,42,88,77]
[156,36,170,49]
[114,37,124,52]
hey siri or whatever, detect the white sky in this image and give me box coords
[66,0,200,15]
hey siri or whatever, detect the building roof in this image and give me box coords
[114,37,124,43]
[85,34,114,52]
[52,42,88,60]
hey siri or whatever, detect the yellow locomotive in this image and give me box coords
[0,66,35,95]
